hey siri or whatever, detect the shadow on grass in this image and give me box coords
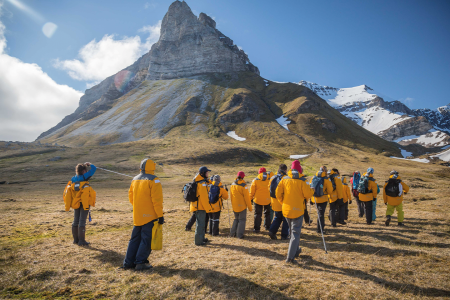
[152,266,297,299]
[299,255,450,297]
[210,243,286,261]
[89,247,124,266]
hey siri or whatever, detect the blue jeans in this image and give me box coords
[123,220,155,267]
[287,215,304,260]
[372,199,377,221]
[269,211,289,238]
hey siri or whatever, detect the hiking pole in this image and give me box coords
[97,167,134,178]
[314,200,328,254]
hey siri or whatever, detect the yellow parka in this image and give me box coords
[129,159,164,226]
[383,175,409,206]
[63,181,96,211]
[268,173,289,212]
[358,173,378,202]
[189,174,211,213]
[230,178,252,213]
[310,171,333,204]
[276,169,314,219]
[342,177,352,203]
[328,171,344,203]
[209,181,229,213]
[250,171,274,206]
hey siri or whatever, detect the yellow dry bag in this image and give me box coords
[151,221,163,250]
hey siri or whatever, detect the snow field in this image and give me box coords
[226,131,246,141]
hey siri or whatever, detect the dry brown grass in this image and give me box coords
[0,140,449,299]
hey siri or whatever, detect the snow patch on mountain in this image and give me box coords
[432,148,450,162]
[276,115,291,131]
[395,130,448,147]
[227,131,246,141]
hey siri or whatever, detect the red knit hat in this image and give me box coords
[237,171,245,178]
[258,167,266,174]
[291,160,303,173]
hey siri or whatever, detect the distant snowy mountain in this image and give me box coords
[299,80,450,149]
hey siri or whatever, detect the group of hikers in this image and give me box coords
[63,158,410,269]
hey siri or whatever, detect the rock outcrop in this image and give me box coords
[378,116,433,141]
[38,0,258,140]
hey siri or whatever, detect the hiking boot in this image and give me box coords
[338,221,347,225]
[268,232,277,240]
[203,238,209,243]
[253,229,260,233]
[398,222,404,226]
[385,215,391,226]
[295,248,302,258]
[332,224,337,228]
[135,264,153,271]
[285,258,296,264]
[238,235,245,239]
[317,230,326,235]
[77,226,90,246]
[280,236,289,240]
[72,226,79,244]
[118,265,135,270]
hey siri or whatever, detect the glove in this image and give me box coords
[251,199,254,205]
[158,216,165,224]
[349,200,352,204]
[404,192,407,195]
[225,186,228,192]
[384,202,387,206]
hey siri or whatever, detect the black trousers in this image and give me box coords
[208,211,221,236]
[344,202,349,220]
[186,212,196,230]
[335,198,346,224]
[355,194,364,217]
[254,204,272,230]
[363,200,373,224]
[329,201,338,226]
[316,202,328,233]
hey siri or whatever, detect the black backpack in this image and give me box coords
[184,179,200,202]
[357,176,371,194]
[385,178,401,197]
[269,174,284,198]
[330,175,337,191]
[209,184,221,204]
[310,176,325,197]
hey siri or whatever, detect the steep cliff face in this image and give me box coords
[378,116,433,141]
[38,0,258,140]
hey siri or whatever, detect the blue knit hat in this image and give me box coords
[367,167,374,174]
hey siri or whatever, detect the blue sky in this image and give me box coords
[0,0,449,141]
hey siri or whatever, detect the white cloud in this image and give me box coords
[53,20,161,83]
[0,16,82,142]
[400,97,414,106]
[144,2,157,9]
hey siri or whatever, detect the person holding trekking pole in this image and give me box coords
[63,162,97,247]
[122,159,164,270]
[383,170,409,226]
[207,175,229,236]
[310,166,333,234]
[268,164,290,240]
[276,164,314,263]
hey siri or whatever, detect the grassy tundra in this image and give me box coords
[0,138,449,299]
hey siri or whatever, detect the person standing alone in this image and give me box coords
[383,170,409,226]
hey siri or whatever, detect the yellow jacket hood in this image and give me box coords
[140,159,156,175]
[315,171,327,178]
[288,169,306,180]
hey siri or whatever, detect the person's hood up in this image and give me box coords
[389,174,402,180]
[140,159,156,175]
[315,171,327,178]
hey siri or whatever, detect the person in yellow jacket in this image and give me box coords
[328,169,345,226]
[383,170,410,226]
[65,162,97,246]
[250,167,274,233]
[268,164,290,240]
[230,171,252,239]
[310,166,333,234]
[358,167,378,225]
[342,176,352,221]
[189,166,212,246]
[208,175,229,236]
[123,159,164,271]
[276,167,314,263]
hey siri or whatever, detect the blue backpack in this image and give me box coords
[352,173,361,190]
[310,176,325,197]
[269,174,284,198]
[209,184,221,204]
